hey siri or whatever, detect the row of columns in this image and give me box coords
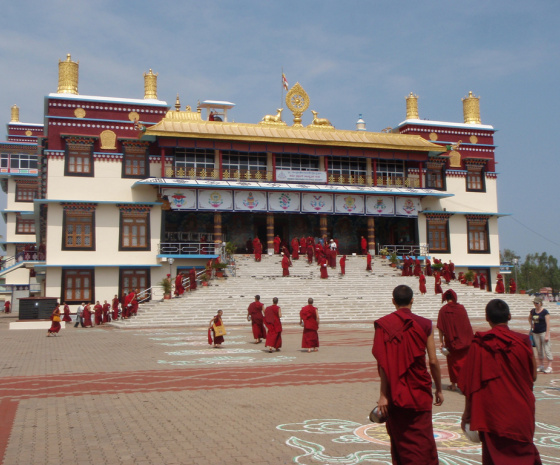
[212,212,376,253]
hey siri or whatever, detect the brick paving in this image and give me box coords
[0,313,559,465]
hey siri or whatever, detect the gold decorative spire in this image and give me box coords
[175,94,181,111]
[285,82,309,127]
[57,54,79,94]
[462,91,481,124]
[406,92,419,120]
[10,104,19,122]
[143,69,158,99]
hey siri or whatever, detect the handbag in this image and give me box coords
[213,324,227,337]
[529,330,536,347]
[53,315,61,322]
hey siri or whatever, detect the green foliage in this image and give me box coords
[389,252,399,264]
[159,278,172,295]
[503,250,560,293]
[464,270,474,283]
[225,241,237,255]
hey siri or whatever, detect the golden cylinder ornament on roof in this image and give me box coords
[10,104,19,122]
[57,54,79,94]
[462,91,481,124]
[144,69,158,99]
[406,93,419,120]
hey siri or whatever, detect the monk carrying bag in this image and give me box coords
[213,324,227,337]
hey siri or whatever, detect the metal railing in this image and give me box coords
[159,242,221,255]
[1,252,46,271]
[378,244,429,257]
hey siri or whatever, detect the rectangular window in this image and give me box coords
[427,219,450,253]
[466,167,485,192]
[16,217,35,234]
[275,153,319,171]
[222,151,267,172]
[123,145,147,178]
[120,212,150,250]
[65,143,93,176]
[376,160,405,179]
[468,218,490,253]
[426,167,445,190]
[62,269,94,303]
[174,148,215,177]
[63,211,95,250]
[120,268,150,296]
[16,183,39,202]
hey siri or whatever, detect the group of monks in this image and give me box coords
[170,268,199,297]
[244,295,320,353]
[374,284,541,464]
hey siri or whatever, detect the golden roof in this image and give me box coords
[144,110,445,153]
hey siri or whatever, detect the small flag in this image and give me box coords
[282,73,289,91]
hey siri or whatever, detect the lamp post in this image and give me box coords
[512,258,518,293]
[168,257,174,277]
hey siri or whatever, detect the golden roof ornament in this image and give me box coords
[406,92,419,120]
[10,104,19,123]
[259,108,286,126]
[285,82,309,126]
[175,94,181,111]
[462,91,481,124]
[57,54,79,94]
[143,69,158,99]
[308,110,334,129]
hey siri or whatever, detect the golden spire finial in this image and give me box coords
[143,69,158,99]
[175,94,181,111]
[462,91,481,124]
[406,92,419,120]
[57,54,79,94]
[10,104,20,123]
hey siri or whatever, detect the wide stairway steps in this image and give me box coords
[110,254,535,329]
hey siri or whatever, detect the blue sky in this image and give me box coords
[1,1,559,260]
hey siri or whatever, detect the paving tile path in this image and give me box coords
[0,314,559,465]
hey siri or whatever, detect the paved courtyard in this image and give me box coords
[0,312,558,465]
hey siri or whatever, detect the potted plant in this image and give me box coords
[159,278,172,299]
[200,273,210,286]
[212,262,228,278]
[432,262,443,272]
[389,252,399,268]
[379,248,390,259]
[225,241,237,256]
[464,270,474,286]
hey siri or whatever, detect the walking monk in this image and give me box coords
[459,299,541,465]
[264,297,282,353]
[300,298,319,352]
[247,295,266,344]
[281,253,290,277]
[112,294,120,320]
[340,255,346,276]
[373,284,444,465]
[419,270,427,295]
[437,289,473,391]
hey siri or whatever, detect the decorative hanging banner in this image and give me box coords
[268,191,301,212]
[233,190,267,212]
[334,194,364,214]
[162,188,197,210]
[395,196,420,217]
[197,189,234,211]
[365,196,395,216]
[301,193,334,213]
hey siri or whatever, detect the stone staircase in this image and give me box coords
[110,254,536,329]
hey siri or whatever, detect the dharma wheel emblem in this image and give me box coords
[286,82,309,126]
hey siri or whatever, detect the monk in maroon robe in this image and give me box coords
[47,304,61,336]
[437,289,473,391]
[102,300,111,323]
[426,258,432,277]
[413,258,421,276]
[94,301,103,326]
[361,236,367,255]
[124,291,135,319]
[472,272,479,289]
[373,284,443,465]
[509,278,517,294]
[319,258,328,279]
[247,295,266,343]
[340,255,346,276]
[458,272,466,285]
[62,303,72,322]
[479,273,487,291]
[419,271,427,295]
[495,274,505,293]
[434,272,443,294]
[300,298,319,352]
[366,253,372,271]
[83,304,93,327]
[264,297,282,352]
[208,310,225,347]
[130,290,139,316]
[459,299,541,465]
[442,263,451,283]
[281,253,290,277]
[299,237,306,254]
[291,238,299,260]
[273,235,281,254]
[112,295,120,320]
[4,300,10,313]
[307,244,314,264]
[449,260,456,280]
[189,268,197,291]
[175,272,185,296]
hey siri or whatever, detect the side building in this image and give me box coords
[0,56,503,311]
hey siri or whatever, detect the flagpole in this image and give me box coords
[281,67,284,109]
